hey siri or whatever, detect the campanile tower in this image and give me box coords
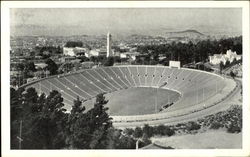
[106,32,112,57]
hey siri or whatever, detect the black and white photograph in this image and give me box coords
[1,1,250,157]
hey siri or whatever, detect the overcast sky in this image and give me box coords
[10,8,242,36]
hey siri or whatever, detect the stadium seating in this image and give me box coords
[24,65,232,121]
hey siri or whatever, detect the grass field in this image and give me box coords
[151,130,242,149]
[104,87,180,116]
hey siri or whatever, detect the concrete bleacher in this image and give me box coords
[23,65,235,123]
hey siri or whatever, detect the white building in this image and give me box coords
[209,49,242,65]
[120,52,140,61]
[63,47,87,56]
[86,49,107,57]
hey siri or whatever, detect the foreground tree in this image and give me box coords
[11,88,68,149]
[230,70,236,79]
[66,93,113,149]
[88,94,113,149]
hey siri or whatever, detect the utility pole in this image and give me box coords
[203,88,204,101]
[216,80,218,94]
[155,88,157,113]
[196,81,198,105]
[17,120,23,149]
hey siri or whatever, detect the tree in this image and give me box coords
[117,134,136,149]
[66,93,113,149]
[225,60,230,67]
[65,41,83,48]
[45,58,58,75]
[123,128,134,136]
[10,87,24,149]
[88,93,113,149]
[104,57,115,66]
[142,124,154,138]
[154,125,175,136]
[219,61,224,74]
[24,62,36,72]
[10,87,68,149]
[230,71,236,79]
[66,96,88,148]
[23,90,67,149]
[133,127,143,138]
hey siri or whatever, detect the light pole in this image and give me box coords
[196,80,198,105]
[155,88,158,113]
[216,80,217,94]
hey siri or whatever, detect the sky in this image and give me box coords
[10,8,242,36]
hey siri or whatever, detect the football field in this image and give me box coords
[105,87,180,116]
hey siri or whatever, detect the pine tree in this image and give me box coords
[67,93,113,149]
[88,93,113,149]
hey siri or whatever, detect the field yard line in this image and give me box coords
[79,72,106,93]
[118,67,132,87]
[92,68,119,91]
[88,69,114,91]
[64,76,92,98]
[101,68,124,89]
[127,67,137,87]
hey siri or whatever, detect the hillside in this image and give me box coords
[165,29,207,40]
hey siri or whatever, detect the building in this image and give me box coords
[107,32,113,57]
[86,48,107,57]
[63,47,87,56]
[120,52,140,61]
[209,49,242,65]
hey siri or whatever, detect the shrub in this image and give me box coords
[123,128,134,136]
[133,127,143,138]
[154,125,175,136]
[142,124,154,138]
[209,122,223,130]
[227,123,241,133]
[186,122,201,131]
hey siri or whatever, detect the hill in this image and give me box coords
[165,29,207,40]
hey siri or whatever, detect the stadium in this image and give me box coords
[22,64,236,127]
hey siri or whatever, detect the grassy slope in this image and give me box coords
[151,130,242,149]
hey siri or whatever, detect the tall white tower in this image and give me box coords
[106,32,112,57]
